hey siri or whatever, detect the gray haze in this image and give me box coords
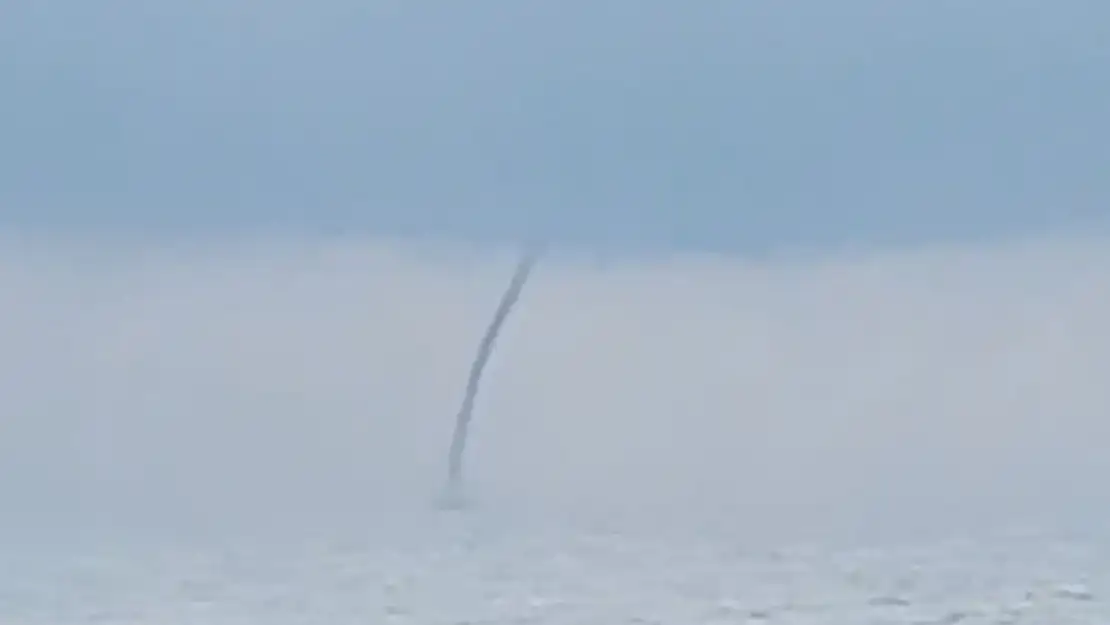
[1,234,1109,544]
[2,1,1108,247]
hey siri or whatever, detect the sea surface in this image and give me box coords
[2,512,1105,625]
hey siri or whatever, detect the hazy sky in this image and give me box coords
[2,4,1110,546]
[3,1,1108,251]
[2,235,1110,544]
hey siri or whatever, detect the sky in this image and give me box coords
[2,234,1110,545]
[2,0,1109,251]
[1,3,1109,546]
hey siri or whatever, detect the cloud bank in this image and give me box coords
[1,233,1108,544]
[4,1,1107,245]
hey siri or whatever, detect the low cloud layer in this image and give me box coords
[2,234,1108,544]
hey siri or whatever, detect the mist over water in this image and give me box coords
[2,233,1109,547]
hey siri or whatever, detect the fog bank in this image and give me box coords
[1,233,1108,543]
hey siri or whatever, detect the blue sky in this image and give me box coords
[2,1,1108,252]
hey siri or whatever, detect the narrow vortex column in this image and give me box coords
[438,246,542,509]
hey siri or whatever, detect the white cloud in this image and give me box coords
[1,233,1108,543]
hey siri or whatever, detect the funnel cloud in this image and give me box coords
[443,246,541,507]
